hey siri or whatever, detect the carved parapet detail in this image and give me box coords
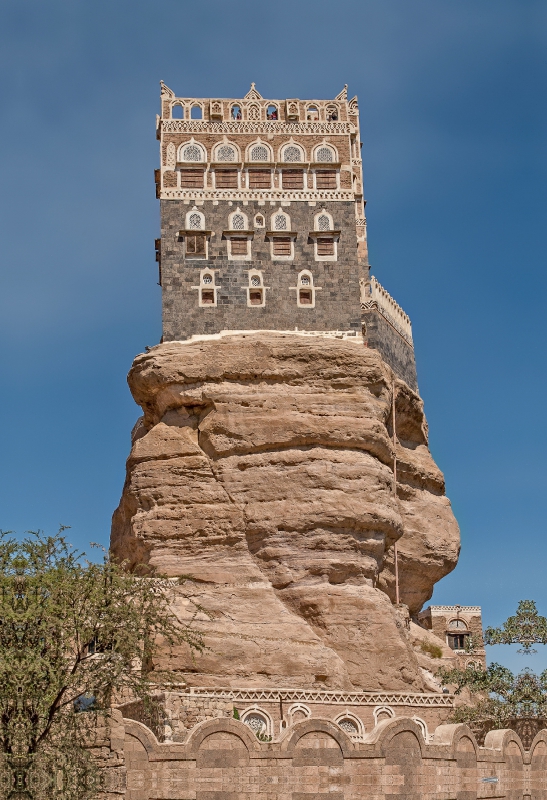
[361,276,413,345]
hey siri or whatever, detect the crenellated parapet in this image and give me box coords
[104,709,543,798]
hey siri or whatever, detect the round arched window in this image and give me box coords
[316,146,334,162]
[202,274,213,285]
[251,275,261,287]
[216,145,236,162]
[283,146,302,162]
[182,144,203,162]
[338,718,358,735]
[244,713,267,734]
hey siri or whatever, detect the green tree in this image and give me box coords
[438,601,547,741]
[0,530,205,800]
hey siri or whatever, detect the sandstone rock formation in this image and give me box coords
[111,332,460,691]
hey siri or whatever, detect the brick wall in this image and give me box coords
[114,714,543,799]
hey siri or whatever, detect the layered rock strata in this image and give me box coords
[111,332,460,691]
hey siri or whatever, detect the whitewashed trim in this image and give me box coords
[162,120,353,135]
[160,188,355,202]
[361,276,413,345]
[185,687,453,707]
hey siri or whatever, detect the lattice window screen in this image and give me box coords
[250,145,269,161]
[283,146,302,162]
[232,214,245,230]
[182,145,203,162]
[274,214,288,230]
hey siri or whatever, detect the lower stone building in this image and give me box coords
[419,605,487,669]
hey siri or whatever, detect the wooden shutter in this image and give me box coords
[180,169,204,188]
[272,237,292,257]
[215,169,238,188]
[317,237,335,256]
[186,234,206,257]
[315,170,337,189]
[248,170,271,189]
[230,238,248,256]
[282,169,304,189]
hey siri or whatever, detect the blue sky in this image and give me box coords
[1,0,546,672]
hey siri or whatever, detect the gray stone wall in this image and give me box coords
[160,199,365,340]
[363,308,418,392]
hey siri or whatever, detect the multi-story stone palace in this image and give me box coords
[154,82,418,390]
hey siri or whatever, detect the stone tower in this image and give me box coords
[155,82,417,390]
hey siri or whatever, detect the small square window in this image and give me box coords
[317,237,334,256]
[316,170,337,190]
[186,234,206,258]
[201,290,215,304]
[215,169,238,189]
[180,169,204,188]
[273,237,292,257]
[230,238,249,256]
[299,290,313,304]
[282,169,304,190]
[249,290,263,305]
[248,170,271,189]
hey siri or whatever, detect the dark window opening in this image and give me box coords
[299,290,312,305]
[215,169,238,188]
[230,238,248,256]
[317,237,335,256]
[447,633,469,650]
[282,169,304,190]
[273,237,291,257]
[180,169,204,188]
[231,105,242,120]
[248,169,271,189]
[186,234,206,257]
[316,170,337,189]
[249,290,263,305]
[201,290,215,304]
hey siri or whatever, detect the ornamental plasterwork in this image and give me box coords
[184,686,453,707]
[162,120,354,135]
[160,188,355,202]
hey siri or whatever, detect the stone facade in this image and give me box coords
[98,710,547,799]
[155,82,417,389]
[419,605,487,668]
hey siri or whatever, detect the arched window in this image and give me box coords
[315,145,335,162]
[179,143,204,162]
[231,105,242,120]
[448,619,468,630]
[288,704,311,725]
[190,105,203,120]
[165,142,176,169]
[373,706,395,726]
[266,105,278,120]
[297,271,315,306]
[231,213,246,231]
[313,211,337,260]
[250,144,270,162]
[254,214,265,228]
[412,717,428,742]
[306,106,319,121]
[316,213,332,231]
[273,212,289,231]
[227,209,251,260]
[215,144,237,162]
[326,104,339,121]
[282,145,303,162]
[335,713,364,741]
[240,708,272,739]
[199,271,216,305]
[247,104,260,121]
[246,271,265,307]
[186,210,205,231]
[171,104,184,119]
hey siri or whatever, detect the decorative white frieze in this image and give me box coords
[162,120,354,136]
[184,686,453,707]
[160,188,355,202]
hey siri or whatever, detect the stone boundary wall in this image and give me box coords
[118,714,547,799]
